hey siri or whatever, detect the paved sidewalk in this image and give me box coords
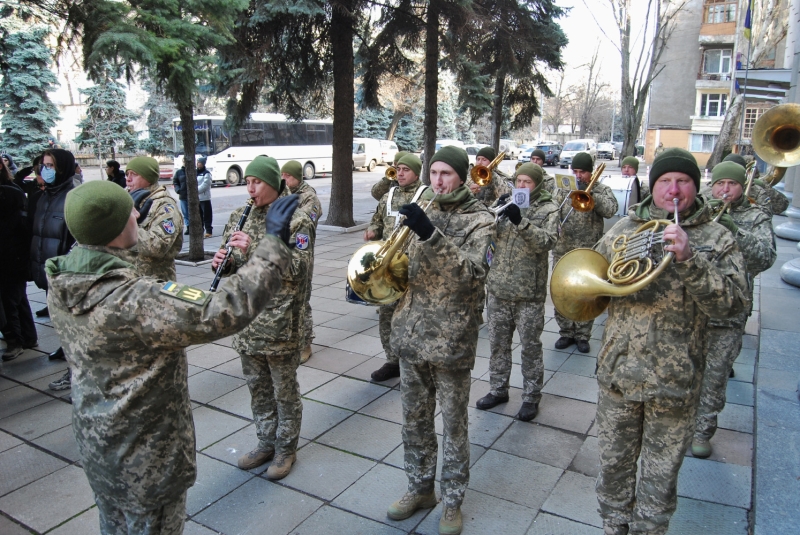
[0,213,792,534]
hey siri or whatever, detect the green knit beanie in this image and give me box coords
[621,156,639,173]
[531,149,547,162]
[515,163,544,186]
[711,161,746,187]
[281,160,303,182]
[65,181,133,245]
[397,153,422,177]
[571,152,594,172]
[430,146,470,183]
[245,155,282,191]
[477,146,496,161]
[723,153,747,167]
[649,147,700,190]
[125,156,160,184]
[393,151,409,166]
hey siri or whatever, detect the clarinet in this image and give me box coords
[210,198,255,292]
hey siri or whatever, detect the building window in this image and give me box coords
[703,49,732,75]
[700,93,728,117]
[743,106,769,139]
[704,0,736,23]
[690,134,718,153]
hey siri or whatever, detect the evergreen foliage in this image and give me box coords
[0,27,61,166]
[353,107,392,139]
[141,80,179,157]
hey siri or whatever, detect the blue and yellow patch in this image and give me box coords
[296,233,310,250]
[160,281,210,305]
[486,241,495,266]
[161,219,176,234]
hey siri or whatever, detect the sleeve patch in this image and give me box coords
[161,219,176,234]
[160,281,211,305]
[310,211,317,222]
[486,241,495,266]
[296,233,310,250]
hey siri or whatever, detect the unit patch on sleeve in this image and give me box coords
[486,241,495,266]
[161,219,176,234]
[296,233,310,250]
[160,281,211,305]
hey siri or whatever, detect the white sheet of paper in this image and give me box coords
[512,188,530,208]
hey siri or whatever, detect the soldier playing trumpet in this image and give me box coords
[466,146,511,207]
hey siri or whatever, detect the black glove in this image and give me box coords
[266,194,300,246]
[717,213,739,235]
[399,203,435,241]
[495,193,511,207]
[130,189,153,224]
[504,203,522,225]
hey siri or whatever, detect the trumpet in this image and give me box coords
[210,198,255,292]
[492,199,516,222]
[550,198,679,322]
[385,166,397,180]
[752,103,800,186]
[470,152,506,186]
[561,162,606,226]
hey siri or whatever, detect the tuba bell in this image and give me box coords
[470,152,506,186]
[752,103,800,186]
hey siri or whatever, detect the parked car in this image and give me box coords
[517,142,562,166]
[420,139,466,161]
[597,142,617,160]
[380,140,399,166]
[464,144,489,168]
[559,139,597,168]
[499,139,521,159]
[352,138,382,171]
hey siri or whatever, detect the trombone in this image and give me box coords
[560,162,606,226]
[470,152,506,186]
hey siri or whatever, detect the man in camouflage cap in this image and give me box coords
[592,148,750,535]
[466,145,512,207]
[476,163,559,421]
[692,161,776,459]
[552,151,617,353]
[46,180,298,535]
[364,153,428,382]
[213,155,314,480]
[281,160,323,364]
[386,145,494,535]
[722,153,789,216]
[529,148,556,193]
[126,156,183,280]
[372,150,410,201]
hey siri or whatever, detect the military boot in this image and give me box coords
[266,452,296,480]
[371,362,400,382]
[300,344,312,364]
[237,446,274,470]
[603,521,629,535]
[439,506,463,535]
[387,492,438,520]
[555,337,575,350]
[476,392,509,410]
[516,402,539,422]
[691,437,712,459]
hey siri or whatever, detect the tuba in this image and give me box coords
[470,152,506,186]
[752,103,800,186]
[550,199,679,321]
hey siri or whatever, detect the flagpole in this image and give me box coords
[737,0,755,150]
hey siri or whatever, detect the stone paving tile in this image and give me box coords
[194,477,322,535]
[188,370,246,404]
[186,343,239,370]
[665,497,748,535]
[308,326,356,347]
[201,423,266,472]
[358,388,403,424]
[209,357,245,379]
[0,465,95,533]
[32,425,81,463]
[570,436,600,478]
[299,399,353,440]
[678,457,752,509]
[192,406,249,450]
[755,366,799,393]
[730,361,755,384]
[527,512,602,535]
[303,346,372,375]
[382,435,486,482]
[494,421,585,470]
[415,489,537,535]
[0,511,32,535]
[0,376,16,392]
[0,384,61,421]
[297,364,339,395]
[690,428,752,467]
[330,333,385,357]
[534,394,597,435]
[320,315,378,334]
[290,505,406,534]
[317,413,402,460]
[305,376,390,411]
[0,443,68,496]
[718,402,754,434]
[47,506,101,535]
[734,348,756,366]
[0,352,69,383]
[726,381,754,407]
[187,453,253,515]
[26,369,74,399]
[440,407,513,448]
[558,354,597,378]
[0,430,22,454]
[541,372,598,403]
[183,520,218,535]
[207,385,251,419]
[541,470,603,528]
[282,443,376,501]
[469,449,563,509]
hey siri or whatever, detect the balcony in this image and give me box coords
[696,73,732,90]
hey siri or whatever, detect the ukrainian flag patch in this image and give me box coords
[160,281,211,305]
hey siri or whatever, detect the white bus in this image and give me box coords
[173,113,334,185]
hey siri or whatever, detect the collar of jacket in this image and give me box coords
[633,195,712,227]
[420,185,477,210]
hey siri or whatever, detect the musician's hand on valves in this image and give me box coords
[364,229,376,241]
[211,231,250,270]
[496,193,511,206]
[468,182,481,194]
[399,203,435,241]
[504,204,522,225]
[662,224,691,262]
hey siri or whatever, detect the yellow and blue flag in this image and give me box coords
[744,0,754,40]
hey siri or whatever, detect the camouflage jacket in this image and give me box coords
[133,184,183,280]
[221,189,314,356]
[542,173,556,194]
[367,180,427,239]
[45,239,290,512]
[752,180,789,216]
[466,170,513,207]
[291,179,323,227]
[372,176,393,201]
[390,187,495,369]
[594,198,750,405]
[553,180,618,255]
[487,197,559,301]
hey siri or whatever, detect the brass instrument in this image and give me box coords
[561,162,607,226]
[710,194,731,223]
[346,195,437,305]
[492,199,515,222]
[515,161,523,171]
[550,198,679,322]
[470,152,506,186]
[210,198,255,292]
[385,166,397,180]
[752,103,800,186]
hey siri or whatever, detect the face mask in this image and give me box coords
[41,167,56,183]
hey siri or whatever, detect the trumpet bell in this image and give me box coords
[550,249,612,322]
[385,167,398,180]
[569,191,595,212]
[752,103,800,167]
[346,241,408,305]
[471,165,492,186]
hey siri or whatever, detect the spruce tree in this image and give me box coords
[0,27,60,166]
[141,80,179,157]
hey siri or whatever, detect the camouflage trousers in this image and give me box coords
[96,491,186,535]
[399,359,471,508]
[379,303,399,365]
[695,321,745,441]
[240,350,303,455]
[596,385,696,535]
[487,293,545,403]
[552,253,594,340]
[476,281,485,320]
[300,260,315,348]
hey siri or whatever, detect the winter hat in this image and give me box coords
[649,148,700,190]
[430,146,470,184]
[711,161,746,187]
[397,153,422,177]
[245,155,282,191]
[723,153,747,167]
[125,156,160,185]
[65,181,133,245]
[514,163,544,186]
[45,149,77,185]
[197,157,207,165]
[281,160,303,182]
[571,152,594,172]
[531,149,547,162]
[393,151,409,166]
[477,146,497,161]
[621,156,639,173]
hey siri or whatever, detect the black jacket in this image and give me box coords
[0,183,31,279]
[108,169,126,188]
[172,167,187,200]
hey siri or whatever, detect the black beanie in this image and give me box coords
[571,152,593,172]
[431,146,470,184]
[723,153,747,167]
[477,146,496,161]
[531,149,547,161]
[649,148,700,190]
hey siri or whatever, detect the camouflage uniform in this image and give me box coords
[367,179,428,365]
[45,237,290,530]
[542,172,556,194]
[593,197,750,534]
[751,179,789,216]
[220,188,314,456]
[552,180,617,341]
[291,180,322,350]
[695,194,776,442]
[486,195,559,403]
[465,170,513,207]
[372,175,394,201]
[390,187,494,508]
[133,184,183,280]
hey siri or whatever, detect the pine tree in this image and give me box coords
[0,27,61,166]
[141,80,179,157]
[75,63,138,168]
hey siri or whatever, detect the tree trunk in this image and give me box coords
[619,0,635,158]
[491,75,505,154]
[178,103,204,261]
[327,0,356,227]
[422,0,441,184]
[706,94,744,169]
[386,108,407,142]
